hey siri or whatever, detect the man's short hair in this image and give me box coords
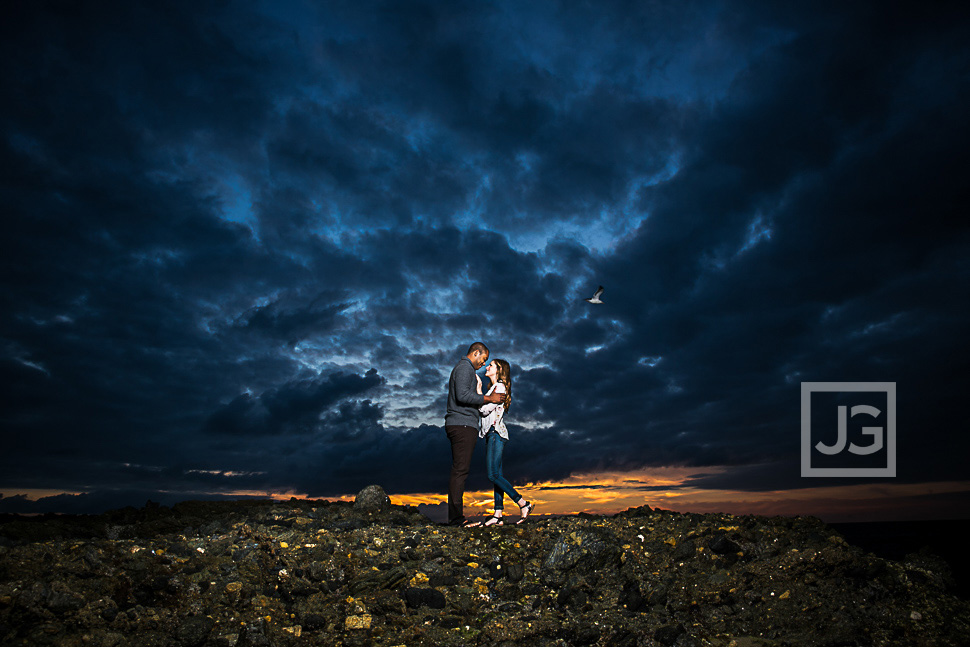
[467,341,489,356]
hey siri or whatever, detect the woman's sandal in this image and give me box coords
[483,514,504,526]
[516,501,534,524]
[460,518,482,528]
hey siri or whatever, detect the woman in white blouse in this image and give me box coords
[477,359,534,525]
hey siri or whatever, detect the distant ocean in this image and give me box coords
[829,519,970,599]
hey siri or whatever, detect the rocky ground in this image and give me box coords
[1,485,967,647]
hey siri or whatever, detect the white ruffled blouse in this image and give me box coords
[479,382,508,439]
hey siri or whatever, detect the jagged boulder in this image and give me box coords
[352,485,391,513]
[543,526,621,574]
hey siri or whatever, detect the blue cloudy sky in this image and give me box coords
[2,0,969,521]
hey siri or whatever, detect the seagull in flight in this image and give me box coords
[584,285,605,304]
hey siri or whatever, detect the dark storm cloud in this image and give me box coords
[506,0,970,490]
[204,369,384,436]
[2,1,969,514]
[234,291,355,344]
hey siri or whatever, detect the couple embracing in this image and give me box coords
[445,342,534,527]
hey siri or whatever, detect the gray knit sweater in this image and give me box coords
[445,358,485,428]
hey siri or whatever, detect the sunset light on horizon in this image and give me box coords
[6,467,969,525]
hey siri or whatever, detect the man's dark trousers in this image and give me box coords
[446,425,478,524]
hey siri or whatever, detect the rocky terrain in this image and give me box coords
[1,485,967,647]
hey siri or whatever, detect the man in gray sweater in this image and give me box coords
[446,341,505,526]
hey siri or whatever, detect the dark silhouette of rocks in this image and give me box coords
[0,488,967,646]
[352,485,392,514]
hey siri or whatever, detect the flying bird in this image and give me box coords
[584,285,605,304]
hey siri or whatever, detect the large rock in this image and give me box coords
[175,616,214,647]
[543,527,621,574]
[353,485,391,513]
[403,587,446,609]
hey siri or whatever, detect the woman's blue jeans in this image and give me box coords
[485,430,522,510]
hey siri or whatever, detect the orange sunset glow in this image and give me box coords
[387,468,970,523]
[6,466,969,524]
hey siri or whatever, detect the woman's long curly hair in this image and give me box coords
[494,359,512,412]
